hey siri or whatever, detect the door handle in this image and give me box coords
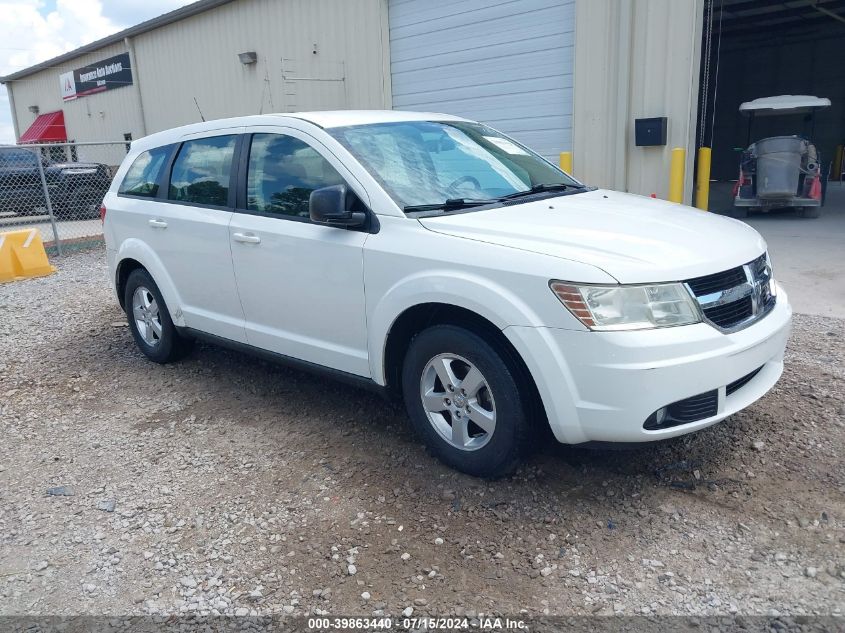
[232,232,261,244]
[148,218,168,229]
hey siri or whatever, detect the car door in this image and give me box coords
[228,128,370,377]
[141,130,246,342]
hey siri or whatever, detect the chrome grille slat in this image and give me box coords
[685,253,775,333]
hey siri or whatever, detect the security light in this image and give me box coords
[238,51,257,65]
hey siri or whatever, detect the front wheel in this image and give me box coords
[401,325,532,478]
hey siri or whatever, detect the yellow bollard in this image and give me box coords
[559,151,573,175]
[833,144,843,182]
[0,229,56,283]
[694,147,712,211]
[668,147,686,203]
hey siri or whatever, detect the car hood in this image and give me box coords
[418,189,767,284]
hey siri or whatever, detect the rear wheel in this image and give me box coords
[401,325,532,478]
[124,269,192,363]
[796,206,821,219]
[730,206,749,219]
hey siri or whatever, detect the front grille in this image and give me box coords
[643,389,718,430]
[685,253,775,332]
[686,267,746,296]
[704,296,753,329]
[726,366,764,396]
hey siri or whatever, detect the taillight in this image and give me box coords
[99,204,107,223]
[733,170,753,198]
[809,176,822,200]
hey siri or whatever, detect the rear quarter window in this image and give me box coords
[118,146,172,197]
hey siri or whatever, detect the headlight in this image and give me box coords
[550,281,701,331]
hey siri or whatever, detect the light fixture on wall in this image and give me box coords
[28,105,39,114]
[238,51,258,65]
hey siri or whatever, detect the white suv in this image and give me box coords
[103,110,791,477]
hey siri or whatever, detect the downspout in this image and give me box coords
[124,36,148,136]
[5,83,21,141]
[379,0,393,109]
[614,0,633,191]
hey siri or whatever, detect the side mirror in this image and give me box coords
[309,184,366,227]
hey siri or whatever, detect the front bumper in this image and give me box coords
[504,284,792,444]
[735,196,820,208]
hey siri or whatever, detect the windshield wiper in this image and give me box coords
[499,183,582,200]
[403,198,499,213]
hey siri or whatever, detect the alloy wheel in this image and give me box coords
[419,353,496,451]
[132,286,163,347]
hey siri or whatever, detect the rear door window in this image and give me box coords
[168,135,237,207]
[118,146,171,197]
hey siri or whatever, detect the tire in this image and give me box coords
[730,206,749,219]
[401,325,532,478]
[796,206,821,219]
[123,268,192,363]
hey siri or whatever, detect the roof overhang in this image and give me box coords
[739,95,832,116]
[0,0,235,84]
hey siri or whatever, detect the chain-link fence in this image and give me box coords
[0,141,129,255]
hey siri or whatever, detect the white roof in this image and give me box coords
[130,110,471,153]
[739,95,831,115]
[288,110,469,128]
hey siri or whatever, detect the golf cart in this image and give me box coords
[733,95,830,218]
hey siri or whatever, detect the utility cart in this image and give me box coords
[733,95,830,218]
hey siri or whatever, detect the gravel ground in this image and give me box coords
[0,246,843,618]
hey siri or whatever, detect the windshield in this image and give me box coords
[328,121,582,210]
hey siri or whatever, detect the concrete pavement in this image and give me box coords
[737,186,844,318]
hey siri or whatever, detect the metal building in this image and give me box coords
[1,0,704,200]
[388,0,576,162]
[4,0,843,203]
[2,0,391,166]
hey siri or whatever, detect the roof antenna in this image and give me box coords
[193,97,206,122]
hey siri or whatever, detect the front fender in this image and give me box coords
[367,269,550,385]
[115,238,185,326]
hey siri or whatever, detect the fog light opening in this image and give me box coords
[644,407,669,431]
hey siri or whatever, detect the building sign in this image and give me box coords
[59,52,132,101]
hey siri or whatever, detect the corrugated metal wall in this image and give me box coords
[133,0,391,132]
[572,0,704,201]
[7,0,391,145]
[388,0,575,161]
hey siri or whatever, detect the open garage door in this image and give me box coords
[388,0,575,162]
[697,0,845,213]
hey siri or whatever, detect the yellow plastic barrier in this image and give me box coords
[0,229,56,283]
